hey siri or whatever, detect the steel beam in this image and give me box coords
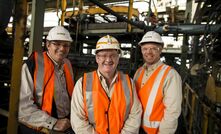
[28,0,45,55]
[127,0,133,32]
[7,0,27,133]
[65,6,139,18]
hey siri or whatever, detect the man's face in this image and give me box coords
[96,49,120,75]
[141,43,162,66]
[46,40,71,63]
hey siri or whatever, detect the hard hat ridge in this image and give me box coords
[95,35,121,54]
[138,31,164,47]
[46,26,73,42]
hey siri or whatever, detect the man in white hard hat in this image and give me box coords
[18,26,75,133]
[133,31,182,134]
[70,35,142,134]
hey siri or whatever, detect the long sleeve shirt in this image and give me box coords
[71,70,142,134]
[18,52,72,130]
[137,60,182,134]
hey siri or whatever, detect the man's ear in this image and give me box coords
[46,41,50,49]
[95,55,98,63]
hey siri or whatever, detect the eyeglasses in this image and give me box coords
[97,54,119,60]
[50,41,71,48]
[141,47,160,53]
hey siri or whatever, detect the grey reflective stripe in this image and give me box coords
[143,120,160,128]
[143,65,170,128]
[134,67,142,82]
[35,52,44,106]
[85,72,95,127]
[120,72,132,121]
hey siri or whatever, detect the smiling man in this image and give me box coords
[70,35,142,134]
[133,31,182,134]
[18,26,75,133]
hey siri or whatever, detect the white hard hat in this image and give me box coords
[95,35,121,54]
[46,26,73,42]
[138,31,164,47]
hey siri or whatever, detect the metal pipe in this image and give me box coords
[155,24,221,35]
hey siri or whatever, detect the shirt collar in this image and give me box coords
[97,69,119,83]
[143,60,163,71]
[46,52,64,69]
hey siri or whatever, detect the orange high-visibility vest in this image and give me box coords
[83,71,133,134]
[31,51,74,115]
[134,64,171,134]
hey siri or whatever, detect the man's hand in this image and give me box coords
[53,118,71,132]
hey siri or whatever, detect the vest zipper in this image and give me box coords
[106,98,111,134]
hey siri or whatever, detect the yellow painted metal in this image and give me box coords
[205,74,216,103]
[6,27,12,35]
[183,83,221,133]
[56,0,59,18]
[202,106,209,134]
[7,0,27,134]
[216,86,221,104]
[65,6,139,18]
[184,83,198,133]
[78,0,83,14]
[127,0,134,32]
[152,0,158,17]
[61,0,67,25]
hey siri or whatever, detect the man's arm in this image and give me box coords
[121,79,142,134]
[159,69,182,134]
[70,77,97,134]
[18,63,57,130]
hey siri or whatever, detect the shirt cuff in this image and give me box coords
[45,117,57,129]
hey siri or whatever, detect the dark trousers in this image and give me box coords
[18,123,75,134]
[139,127,147,134]
[18,123,44,134]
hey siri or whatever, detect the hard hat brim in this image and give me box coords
[138,41,164,46]
[95,48,121,54]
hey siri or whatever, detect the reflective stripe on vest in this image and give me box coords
[83,71,132,134]
[134,67,145,93]
[134,64,171,133]
[33,52,74,115]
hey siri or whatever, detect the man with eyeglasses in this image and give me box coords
[18,26,75,133]
[133,31,182,134]
[70,35,142,134]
